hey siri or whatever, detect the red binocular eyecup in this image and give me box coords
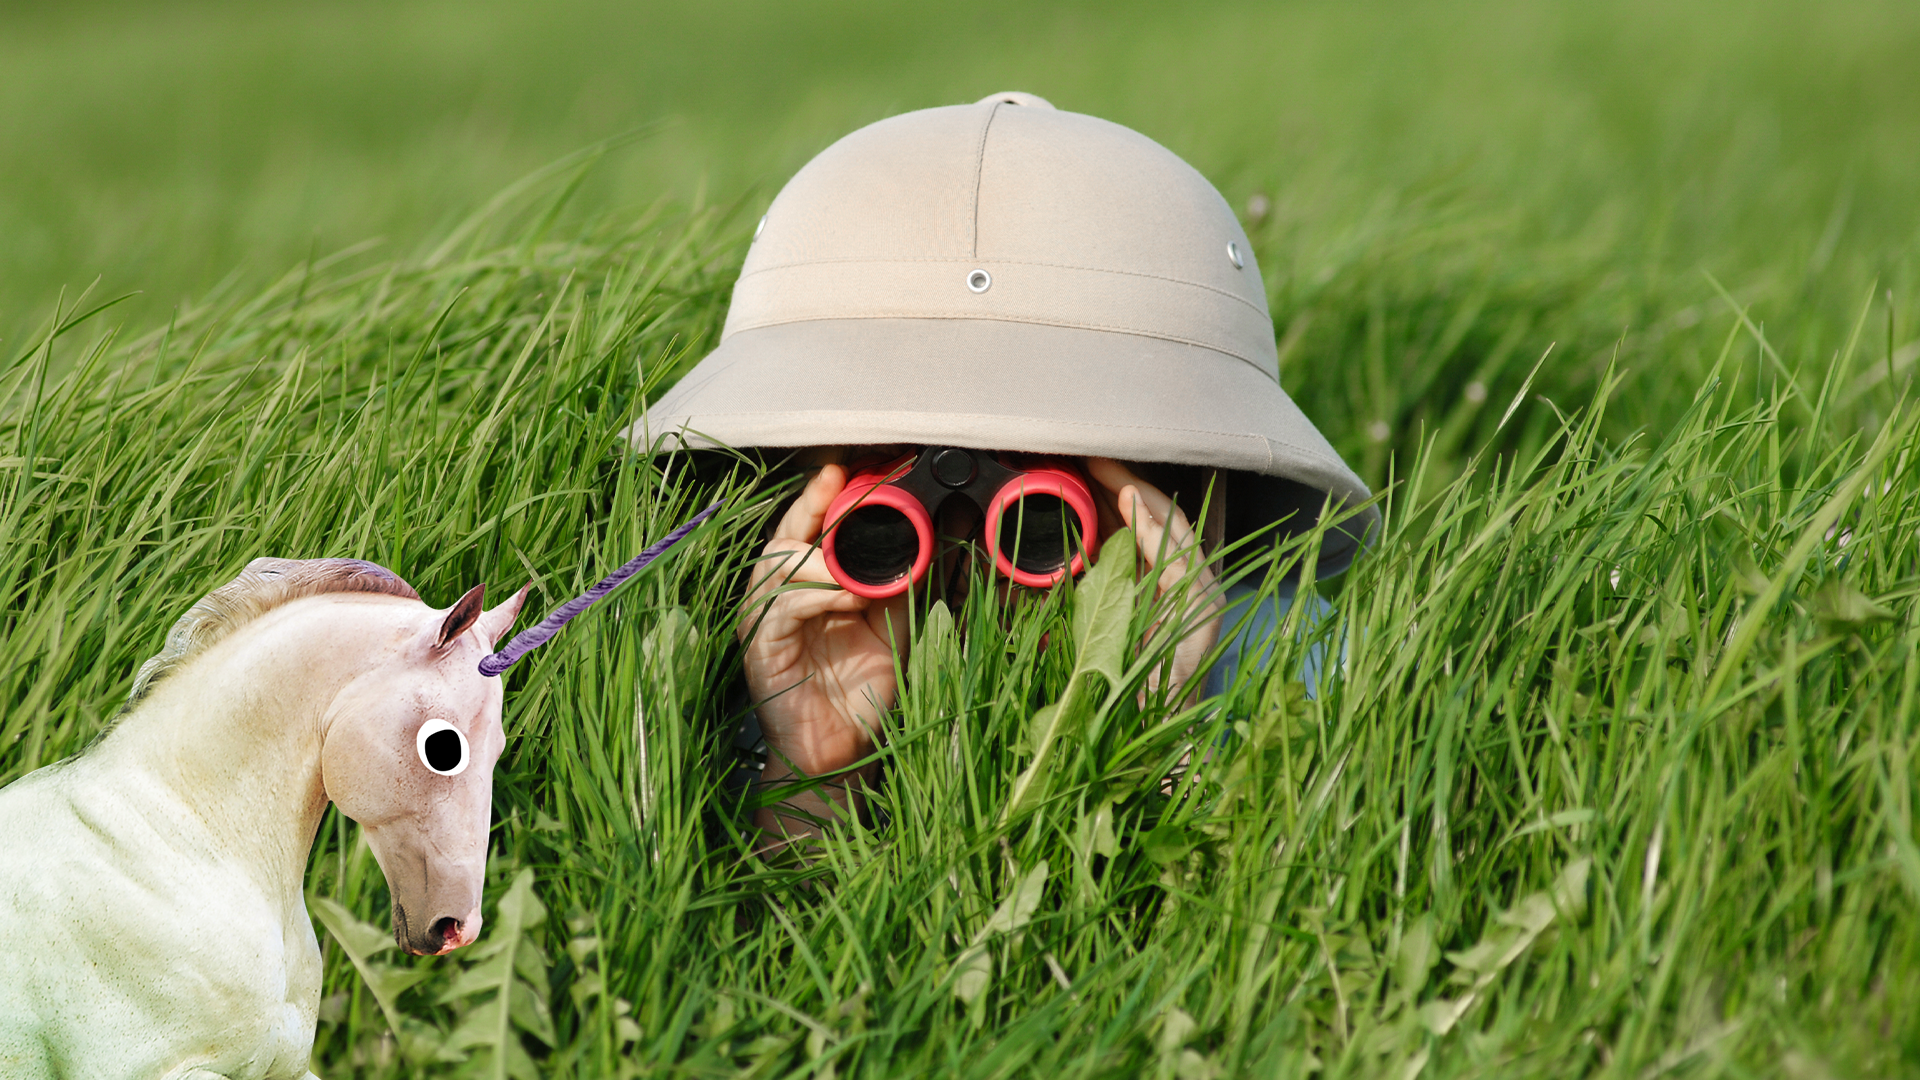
[820,447,1099,599]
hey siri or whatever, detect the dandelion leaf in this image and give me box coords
[1071,526,1135,689]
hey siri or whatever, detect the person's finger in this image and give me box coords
[1119,476,1220,663]
[1114,483,1174,572]
[1084,456,1136,499]
[741,585,867,646]
[1090,460,1185,563]
[1090,459,1222,706]
[1087,458,1181,528]
[771,464,847,543]
[1115,482,1152,541]
[773,580,868,624]
[865,591,914,659]
[1083,457,1134,546]
[739,539,867,642]
[750,467,848,604]
[1123,482,1202,581]
[746,541,849,599]
[1088,457,1159,567]
[743,542,809,602]
[1121,473,1181,535]
[1097,480,1158,579]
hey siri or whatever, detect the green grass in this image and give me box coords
[3,1,1919,1076]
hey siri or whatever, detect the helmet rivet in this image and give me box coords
[1227,241,1245,269]
[966,269,992,293]
[753,215,767,240]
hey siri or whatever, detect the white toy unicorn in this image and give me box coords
[0,503,717,1079]
[0,558,526,1080]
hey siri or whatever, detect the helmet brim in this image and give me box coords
[629,316,1379,576]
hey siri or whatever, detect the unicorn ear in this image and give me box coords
[436,584,487,649]
[477,585,531,648]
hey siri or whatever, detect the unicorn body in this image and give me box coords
[0,560,524,1080]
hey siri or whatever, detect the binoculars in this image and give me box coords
[821,447,1099,599]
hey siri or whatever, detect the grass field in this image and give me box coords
[3,1,1919,1076]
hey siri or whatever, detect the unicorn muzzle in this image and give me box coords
[821,447,1098,599]
[392,900,483,955]
[431,909,483,954]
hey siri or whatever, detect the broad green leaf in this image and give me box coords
[1003,529,1143,821]
[1071,525,1136,688]
[444,996,508,1051]
[909,600,958,680]
[952,862,1049,1005]
[1142,821,1197,866]
[1419,994,1476,1036]
[1553,857,1592,920]
[310,895,432,1045]
[456,1037,541,1080]
[1157,1006,1197,1055]
[1731,555,1770,595]
[509,983,557,1047]
[1810,580,1897,628]
[435,868,553,1080]
[951,946,993,1007]
[642,605,703,716]
[986,860,1049,937]
[1443,937,1506,975]
[309,895,395,961]
[499,866,550,932]
[441,951,515,1001]
[1002,687,1086,819]
[1090,798,1119,858]
[1175,1049,1221,1080]
[1022,702,1060,757]
[1394,913,1437,999]
[1432,858,1590,1029]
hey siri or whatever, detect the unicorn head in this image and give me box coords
[320,582,528,955]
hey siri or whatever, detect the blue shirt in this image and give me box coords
[1201,576,1331,703]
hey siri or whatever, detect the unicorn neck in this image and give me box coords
[99,598,403,902]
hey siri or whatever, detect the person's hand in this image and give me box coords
[738,464,909,837]
[1085,458,1224,701]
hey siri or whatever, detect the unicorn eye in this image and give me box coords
[416,719,469,776]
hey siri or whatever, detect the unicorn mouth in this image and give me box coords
[429,917,463,953]
[432,913,483,953]
[392,903,482,955]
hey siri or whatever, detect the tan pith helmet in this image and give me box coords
[634,92,1377,572]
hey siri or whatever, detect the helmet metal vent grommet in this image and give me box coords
[1227,241,1245,269]
[966,269,992,293]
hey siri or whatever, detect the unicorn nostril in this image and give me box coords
[431,916,461,948]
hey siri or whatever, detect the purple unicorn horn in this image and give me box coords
[478,502,722,677]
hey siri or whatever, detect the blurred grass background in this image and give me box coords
[4,1,1920,1077]
[6,0,1918,347]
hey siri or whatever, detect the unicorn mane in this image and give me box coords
[125,558,419,708]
